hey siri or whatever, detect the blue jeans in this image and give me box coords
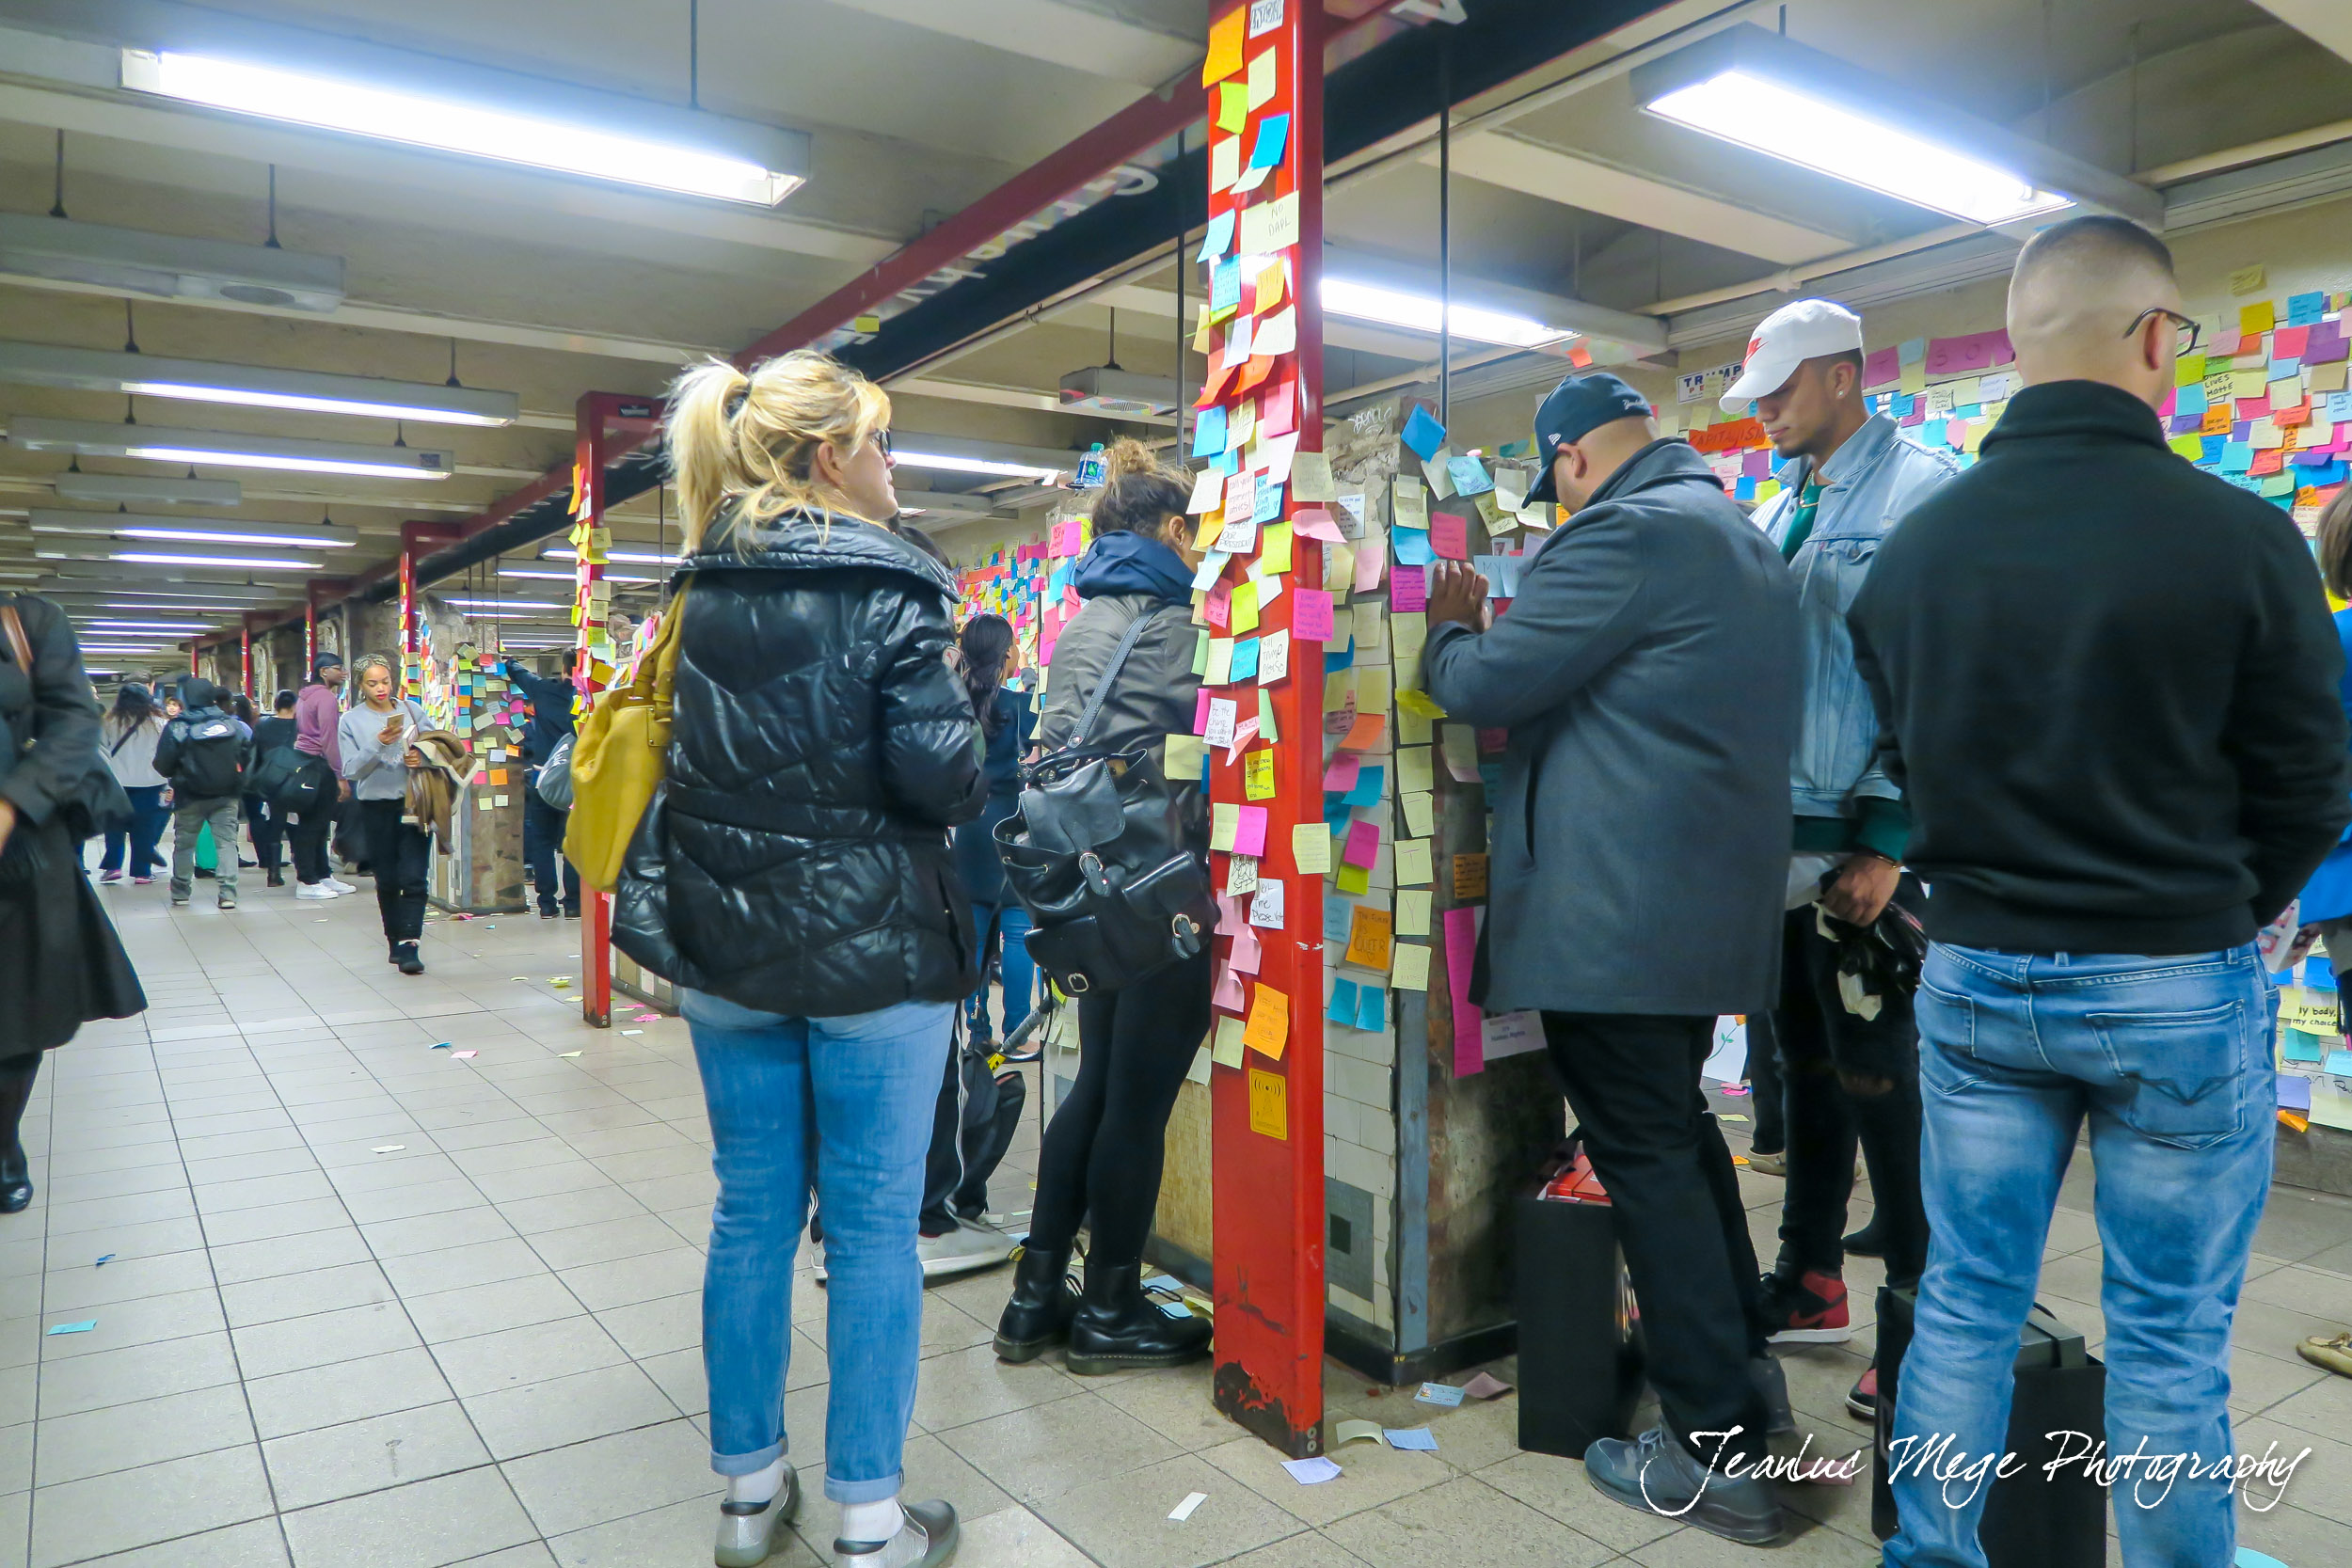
[1888,942,2274,1568]
[100,784,168,877]
[965,901,1038,1039]
[681,988,951,1503]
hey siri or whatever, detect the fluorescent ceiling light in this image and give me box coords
[889,451,1064,483]
[502,567,655,584]
[543,547,680,566]
[443,598,564,610]
[8,418,453,481]
[1628,25,2160,228]
[1321,278,1572,348]
[86,620,216,632]
[30,510,358,548]
[0,214,343,312]
[122,50,808,208]
[0,342,517,427]
[54,471,241,507]
[1645,72,2067,225]
[38,540,323,571]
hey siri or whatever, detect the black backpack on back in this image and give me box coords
[168,713,247,800]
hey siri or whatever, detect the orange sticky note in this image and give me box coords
[1344,904,1394,971]
[1202,8,1245,85]
[1244,983,1289,1059]
[488,768,509,786]
[1341,710,1386,751]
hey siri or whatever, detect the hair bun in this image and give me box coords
[1102,436,1168,484]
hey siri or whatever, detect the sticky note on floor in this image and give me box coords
[1282,1456,1341,1484]
[46,1322,97,1336]
[1168,1492,1208,1521]
[1385,1427,1439,1451]
[1416,1382,1466,1407]
[1332,1419,1384,1447]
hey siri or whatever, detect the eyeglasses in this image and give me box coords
[871,428,893,459]
[2123,307,2201,356]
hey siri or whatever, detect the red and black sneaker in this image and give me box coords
[1846,1366,1879,1421]
[1759,1268,1852,1344]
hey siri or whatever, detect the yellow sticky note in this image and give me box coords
[1231,581,1261,636]
[1256,258,1287,311]
[1395,745,1435,794]
[2240,300,2277,337]
[1212,1014,1247,1068]
[1402,790,1435,838]
[1215,82,1248,134]
[476,796,495,813]
[1244,749,1276,800]
[1202,8,1245,85]
[1246,46,1277,111]
[1397,689,1447,721]
[1292,823,1332,876]
[1210,136,1240,194]
[1236,192,1300,256]
[1248,1066,1288,1138]
[1394,839,1433,886]
[1335,863,1370,896]
[2230,263,2268,296]
[1164,734,1205,780]
[1205,639,1234,686]
[1259,523,1293,577]
[1193,509,1226,552]
[1244,984,1289,1059]
[1396,889,1431,938]
[2168,435,2204,460]
[1899,359,1928,395]
[1211,802,1241,853]
[1390,942,1431,991]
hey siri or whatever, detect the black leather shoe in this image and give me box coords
[1064,1260,1212,1374]
[1843,1221,1886,1258]
[394,943,426,975]
[993,1240,1077,1363]
[0,1056,40,1214]
[0,1140,30,1214]
[1584,1424,1786,1546]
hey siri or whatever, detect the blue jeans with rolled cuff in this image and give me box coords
[682,987,951,1504]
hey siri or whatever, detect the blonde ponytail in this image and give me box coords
[664,349,893,552]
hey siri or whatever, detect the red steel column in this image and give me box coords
[1204,0,1327,1458]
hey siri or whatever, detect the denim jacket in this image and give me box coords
[1754,415,1959,820]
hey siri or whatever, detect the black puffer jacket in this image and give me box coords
[612,510,988,1017]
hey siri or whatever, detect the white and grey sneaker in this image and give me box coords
[295,882,339,900]
[325,877,358,894]
[714,1465,801,1568]
[918,1219,1016,1280]
[835,1499,957,1568]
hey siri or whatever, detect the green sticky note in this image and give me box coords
[1192,629,1211,676]
[1258,688,1279,742]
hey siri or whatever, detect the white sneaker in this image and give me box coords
[295,882,340,900]
[918,1219,1016,1280]
[325,878,358,894]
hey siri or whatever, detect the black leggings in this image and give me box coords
[288,800,334,884]
[359,799,431,947]
[1027,948,1213,1266]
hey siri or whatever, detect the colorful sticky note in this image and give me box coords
[1232,804,1269,857]
[1394,839,1434,886]
[1391,942,1431,991]
[1344,903,1394,970]
[1292,822,1332,875]
[1402,404,1447,461]
[1293,587,1335,642]
[1246,44,1278,109]
[1429,512,1470,561]
[1245,984,1290,1058]
[1343,818,1382,868]
[1327,976,1361,1026]
[1244,749,1276,800]
[1391,564,1427,613]
[1202,8,1245,84]
[1248,113,1290,170]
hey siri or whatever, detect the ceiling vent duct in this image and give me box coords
[0,215,345,312]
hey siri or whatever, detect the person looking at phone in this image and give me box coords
[335,654,431,974]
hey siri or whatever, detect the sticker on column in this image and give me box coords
[1249,0,1284,38]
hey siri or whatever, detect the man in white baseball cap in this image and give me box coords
[1729,297,1959,1428]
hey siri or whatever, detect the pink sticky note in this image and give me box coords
[1323,751,1361,792]
[1294,588,1335,642]
[1230,923,1263,975]
[1204,581,1232,629]
[1944,418,1967,448]
[1293,507,1343,543]
[2275,325,2312,358]
[1354,538,1387,594]
[1195,689,1214,735]
[1232,805,1268,857]
[1260,378,1297,438]
[1214,961,1247,1012]
[1391,564,1427,613]
[1445,906,1484,1077]
[1343,818,1381,868]
[1216,895,1246,934]
[1863,346,1899,388]
[1429,512,1470,562]
[452,1050,479,1060]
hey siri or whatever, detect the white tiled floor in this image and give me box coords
[4,866,2351,1566]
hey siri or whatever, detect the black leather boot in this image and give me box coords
[0,1053,41,1215]
[993,1240,1077,1363]
[1064,1260,1211,1375]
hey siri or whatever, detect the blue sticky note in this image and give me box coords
[2328,390,2352,423]
[1324,897,1356,943]
[1401,404,1447,462]
[2279,1074,2313,1112]
[2288,293,2326,327]
[1283,1456,1342,1485]
[431,1041,453,1051]
[2174,384,2207,419]
[1325,797,1354,831]
[1393,526,1434,565]
[1384,1426,1439,1451]
[1735,477,1757,501]
[1356,987,1386,1032]
[2283,1029,2328,1062]
[1248,113,1290,170]
[2222,441,2254,473]
[1324,637,1354,673]
[1252,477,1284,525]
[1344,766,1384,807]
[2304,960,2338,990]
[1212,258,1242,314]
[1327,977,1359,1025]
[93,1254,116,1267]
[1197,209,1235,263]
[1230,637,1261,682]
[2327,1048,2352,1076]
[1210,449,1242,476]
[1416,1382,1466,1407]
[46,1321,97,1336]
[1193,405,1228,458]
[1447,453,1494,496]
[1898,336,1927,365]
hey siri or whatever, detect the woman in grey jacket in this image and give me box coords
[96,684,167,883]
[993,439,1214,1375]
[335,656,430,974]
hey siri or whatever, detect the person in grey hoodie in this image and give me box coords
[335,655,430,974]
[153,678,252,911]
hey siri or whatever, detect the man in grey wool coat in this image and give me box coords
[1423,372,1803,1546]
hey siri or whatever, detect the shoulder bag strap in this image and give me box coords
[0,601,31,678]
[1073,603,1169,748]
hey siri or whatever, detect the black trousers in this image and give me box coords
[288,800,334,884]
[243,793,285,874]
[1746,1010,1786,1154]
[523,788,580,914]
[1771,882,1931,1287]
[358,799,431,947]
[1541,1011,1772,1463]
[1027,948,1213,1265]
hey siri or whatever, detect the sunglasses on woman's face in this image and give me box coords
[871,428,893,459]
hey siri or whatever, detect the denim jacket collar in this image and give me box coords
[1772,413,1901,499]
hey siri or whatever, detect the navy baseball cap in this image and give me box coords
[1524,372,1653,504]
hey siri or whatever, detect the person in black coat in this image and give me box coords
[501,650,582,918]
[0,592,147,1214]
[611,349,980,1568]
